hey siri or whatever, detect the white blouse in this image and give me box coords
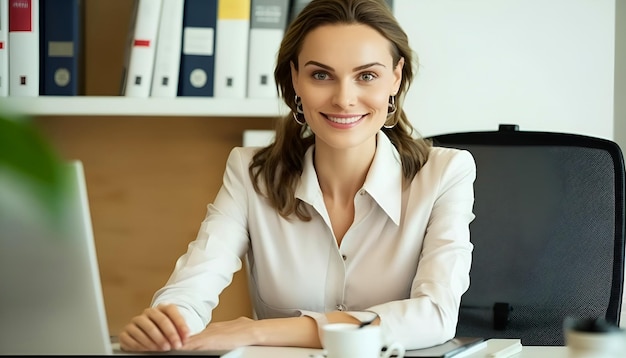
[151,131,476,350]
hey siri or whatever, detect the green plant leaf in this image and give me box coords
[0,113,66,216]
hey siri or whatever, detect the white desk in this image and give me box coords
[112,339,570,357]
[218,339,569,358]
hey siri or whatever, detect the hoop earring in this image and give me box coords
[387,95,397,116]
[295,95,304,114]
[293,95,305,126]
[384,95,398,129]
[292,112,306,126]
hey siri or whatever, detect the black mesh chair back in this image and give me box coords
[428,124,626,346]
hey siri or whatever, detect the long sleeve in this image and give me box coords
[151,148,253,334]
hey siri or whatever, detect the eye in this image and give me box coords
[359,72,377,82]
[312,71,331,80]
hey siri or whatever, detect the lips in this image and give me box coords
[325,114,365,124]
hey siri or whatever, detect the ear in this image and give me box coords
[290,61,299,93]
[392,57,405,94]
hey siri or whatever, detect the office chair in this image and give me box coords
[428,124,626,346]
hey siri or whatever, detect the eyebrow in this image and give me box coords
[303,60,386,72]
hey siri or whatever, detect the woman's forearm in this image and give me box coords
[254,316,321,348]
[253,311,371,348]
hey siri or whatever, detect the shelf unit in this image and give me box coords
[0,96,289,117]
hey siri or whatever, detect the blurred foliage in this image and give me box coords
[0,111,66,216]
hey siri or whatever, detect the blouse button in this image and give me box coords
[342,254,347,261]
[359,189,366,196]
[336,304,347,311]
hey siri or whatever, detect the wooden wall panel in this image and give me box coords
[34,116,275,335]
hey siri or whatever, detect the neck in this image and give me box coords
[314,140,376,201]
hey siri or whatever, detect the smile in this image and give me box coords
[325,114,365,124]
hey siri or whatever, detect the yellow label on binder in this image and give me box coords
[218,0,251,20]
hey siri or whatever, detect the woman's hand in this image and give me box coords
[181,316,259,351]
[118,303,190,352]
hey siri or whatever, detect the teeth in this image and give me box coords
[327,115,362,124]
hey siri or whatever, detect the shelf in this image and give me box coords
[0,96,290,117]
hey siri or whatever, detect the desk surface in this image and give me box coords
[113,339,569,357]
[221,339,568,358]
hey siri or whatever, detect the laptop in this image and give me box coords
[0,160,113,355]
[0,160,234,356]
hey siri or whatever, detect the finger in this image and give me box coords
[118,330,141,352]
[133,311,174,351]
[118,321,163,352]
[157,304,191,346]
[144,305,187,349]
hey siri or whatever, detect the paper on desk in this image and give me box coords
[221,346,322,358]
[405,337,486,357]
[485,339,522,358]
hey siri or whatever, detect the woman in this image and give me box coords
[119,0,476,352]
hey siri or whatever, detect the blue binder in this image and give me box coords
[177,0,218,97]
[40,0,82,96]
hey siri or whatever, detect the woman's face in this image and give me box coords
[291,24,404,151]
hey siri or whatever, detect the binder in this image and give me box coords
[121,0,162,97]
[8,0,39,97]
[246,0,289,99]
[287,0,310,24]
[177,0,218,97]
[39,0,83,96]
[0,0,8,97]
[213,0,250,98]
[150,0,184,98]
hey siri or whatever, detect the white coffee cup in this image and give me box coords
[320,323,405,358]
[564,317,626,358]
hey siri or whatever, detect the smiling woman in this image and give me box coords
[118,0,477,353]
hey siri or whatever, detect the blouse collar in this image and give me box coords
[296,131,403,225]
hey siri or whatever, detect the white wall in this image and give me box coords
[612,0,626,327]
[394,0,616,140]
[615,0,626,151]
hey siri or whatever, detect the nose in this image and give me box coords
[331,81,357,109]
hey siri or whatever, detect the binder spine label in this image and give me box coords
[218,1,250,19]
[49,41,74,57]
[133,39,151,47]
[183,27,214,56]
[9,0,31,31]
[251,3,288,29]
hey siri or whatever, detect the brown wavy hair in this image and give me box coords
[249,0,432,221]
